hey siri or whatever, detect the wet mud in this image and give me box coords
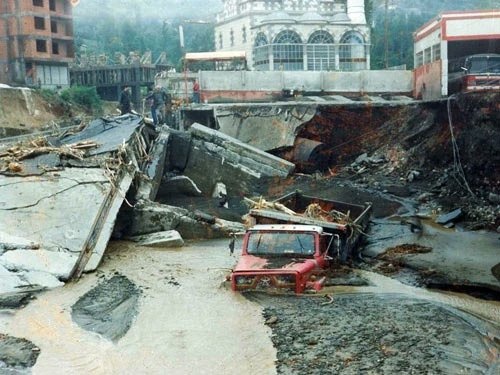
[0,240,277,374]
[0,293,33,310]
[0,334,40,372]
[257,293,499,375]
[71,274,141,342]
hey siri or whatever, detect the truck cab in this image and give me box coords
[231,224,334,294]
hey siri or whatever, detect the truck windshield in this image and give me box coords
[468,56,500,74]
[246,232,315,256]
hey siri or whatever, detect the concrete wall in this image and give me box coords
[198,70,413,102]
[413,61,442,100]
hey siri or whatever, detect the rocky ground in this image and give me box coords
[256,293,498,375]
[257,294,498,374]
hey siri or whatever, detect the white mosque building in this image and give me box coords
[214,0,370,71]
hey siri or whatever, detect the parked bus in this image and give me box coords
[448,53,500,94]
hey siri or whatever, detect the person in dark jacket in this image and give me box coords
[119,86,132,114]
[147,86,169,126]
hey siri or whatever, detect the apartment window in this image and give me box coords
[49,0,56,11]
[219,33,223,49]
[33,0,44,7]
[34,17,45,30]
[36,39,47,52]
[51,20,58,33]
[242,26,247,43]
[230,29,234,47]
[52,42,59,55]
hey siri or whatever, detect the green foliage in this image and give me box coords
[60,86,102,114]
[38,88,59,102]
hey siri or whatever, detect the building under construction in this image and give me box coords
[0,0,75,87]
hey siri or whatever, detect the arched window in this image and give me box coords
[339,31,366,71]
[273,30,303,71]
[307,30,335,71]
[254,33,269,70]
[308,30,334,44]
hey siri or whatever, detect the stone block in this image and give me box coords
[1,250,78,281]
[129,230,184,248]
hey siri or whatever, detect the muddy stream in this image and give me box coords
[1,237,498,374]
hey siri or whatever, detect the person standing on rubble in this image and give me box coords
[119,86,132,114]
[147,85,169,126]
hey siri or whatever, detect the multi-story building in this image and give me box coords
[0,0,74,87]
[214,0,370,71]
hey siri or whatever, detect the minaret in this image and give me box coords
[347,0,367,24]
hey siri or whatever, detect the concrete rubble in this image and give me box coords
[128,230,184,248]
[0,115,148,295]
[120,123,293,239]
[180,123,295,195]
[1,117,294,297]
[214,104,316,150]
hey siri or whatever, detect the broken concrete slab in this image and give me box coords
[20,271,64,289]
[126,200,245,240]
[436,208,463,225]
[84,171,134,273]
[181,123,294,195]
[214,104,316,151]
[190,124,294,177]
[0,264,24,295]
[1,250,77,280]
[0,169,112,251]
[136,129,170,201]
[1,153,62,177]
[0,114,148,298]
[0,232,39,255]
[129,230,184,248]
[57,115,145,156]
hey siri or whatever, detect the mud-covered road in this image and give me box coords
[1,239,499,374]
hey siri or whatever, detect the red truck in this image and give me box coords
[231,191,372,294]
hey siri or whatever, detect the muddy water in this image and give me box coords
[0,239,498,374]
[0,240,277,374]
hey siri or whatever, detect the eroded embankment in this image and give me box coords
[277,92,499,230]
